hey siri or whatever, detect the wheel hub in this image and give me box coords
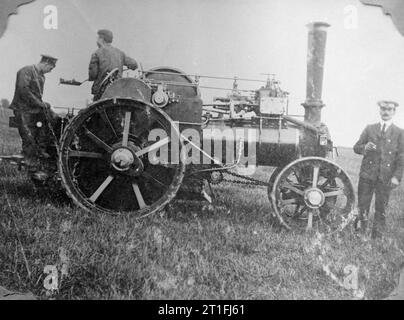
[111,148,134,171]
[304,188,325,208]
[110,141,145,176]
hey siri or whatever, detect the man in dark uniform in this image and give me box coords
[9,55,58,176]
[353,100,404,239]
[88,29,138,100]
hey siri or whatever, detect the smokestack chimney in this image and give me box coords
[302,22,330,126]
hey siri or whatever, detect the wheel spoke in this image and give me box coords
[306,208,318,231]
[295,205,308,218]
[132,183,147,209]
[68,150,104,159]
[289,204,302,218]
[281,181,304,195]
[84,128,113,153]
[292,166,304,183]
[285,177,296,184]
[122,111,132,147]
[135,137,170,157]
[99,110,118,139]
[320,178,332,189]
[312,166,320,188]
[286,205,307,220]
[89,175,114,203]
[324,189,345,197]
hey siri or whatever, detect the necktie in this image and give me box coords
[381,123,386,137]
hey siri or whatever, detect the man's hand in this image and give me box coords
[364,142,377,152]
[391,176,400,188]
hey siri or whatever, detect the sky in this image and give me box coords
[0,0,404,147]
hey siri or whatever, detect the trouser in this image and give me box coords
[13,110,59,171]
[357,177,392,238]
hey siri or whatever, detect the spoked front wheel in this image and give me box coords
[269,157,355,233]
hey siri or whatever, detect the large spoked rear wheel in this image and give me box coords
[269,157,355,233]
[59,98,186,217]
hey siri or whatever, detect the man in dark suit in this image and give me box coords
[88,29,138,101]
[353,100,404,238]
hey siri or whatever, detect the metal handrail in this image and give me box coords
[143,70,267,83]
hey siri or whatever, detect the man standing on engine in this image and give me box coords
[353,100,404,239]
[88,29,138,101]
[9,55,58,177]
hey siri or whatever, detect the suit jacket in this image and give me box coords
[354,123,404,184]
[9,65,45,114]
[88,44,138,95]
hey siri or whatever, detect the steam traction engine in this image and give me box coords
[2,22,355,232]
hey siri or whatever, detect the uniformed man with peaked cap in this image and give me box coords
[353,100,404,238]
[10,54,59,177]
[88,29,138,100]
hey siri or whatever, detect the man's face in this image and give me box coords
[379,106,396,121]
[42,63,55,74]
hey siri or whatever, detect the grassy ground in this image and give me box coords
[0,111,403,299]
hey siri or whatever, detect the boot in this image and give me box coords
[360,218,368,234]
[371,212,386,240]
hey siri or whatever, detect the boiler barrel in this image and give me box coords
[201,122,300,167]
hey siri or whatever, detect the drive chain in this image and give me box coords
[219,169,269,187]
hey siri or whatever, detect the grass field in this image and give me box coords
[0,108,403,300]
